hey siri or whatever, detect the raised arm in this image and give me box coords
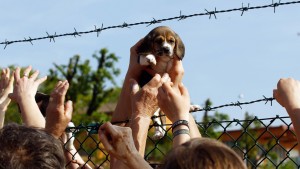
[112,39,155,125]
[8,66,47,128]
[129,73,170,155]
[0,68,14,129]
[45,80,72,139]
[157,82,191,146]
[99,122,152,169]
[273,78,300,151]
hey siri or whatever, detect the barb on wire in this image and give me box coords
[241,3,250,16]
[178,11,187,21]
[3,39,11,49]
[46,32,56,42]
[94,23,104,37]
[121,22,130,28]
[272,0,281,13]
[1,0,300,47]
[72,28,81,37]
[147,18,161,27]
[205,8,217,19]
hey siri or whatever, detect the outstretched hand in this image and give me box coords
[273,78,300,113]
[45,80,73,139]
[8,66,47,127]
[9,66,47,103]
[0,68,14,112]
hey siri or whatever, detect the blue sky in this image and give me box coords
[1,1,299,123]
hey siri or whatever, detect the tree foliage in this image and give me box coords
[41,48,121,117]
[201,98,230,138]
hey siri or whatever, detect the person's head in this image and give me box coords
[162,137,246,169]
[0,123,65,169]
[35,92,50,117]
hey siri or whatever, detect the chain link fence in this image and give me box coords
[65,115,299,169]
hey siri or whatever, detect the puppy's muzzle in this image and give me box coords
[157,46,172,57]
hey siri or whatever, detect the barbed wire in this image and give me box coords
[1,0,300,49]
[192,95,274,112]
[108,96,275,125]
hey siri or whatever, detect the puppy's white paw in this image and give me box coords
[189,104,201,112]
[152,130,165,140]
[139,54,156,66]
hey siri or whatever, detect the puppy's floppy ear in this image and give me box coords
[174,33,185,60]
[137,33,153,55]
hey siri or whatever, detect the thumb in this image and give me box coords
[179,83,189,97]
[64,100,73,119]
[130,79,139,96]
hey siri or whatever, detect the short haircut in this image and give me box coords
[0,123,65,169]
[162,137,246,169]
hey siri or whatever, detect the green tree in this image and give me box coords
[42,48,121,117]
[201,98,230,138]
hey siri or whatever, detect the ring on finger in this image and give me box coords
[23,73,29,78]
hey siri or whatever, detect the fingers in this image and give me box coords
[99,122,119,139]
[14,67,21,81]
[50,80,69,105]
[29,70,39,80]
[99,130,113,152]
[22,65,32,77]
[145,74,161,88]
[0,68,10,90]
[64,100,73,118]
[35,76,47,85]
[169,58,184,86]
[178,83,189,97]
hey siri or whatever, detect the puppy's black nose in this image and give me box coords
[162,47,170,53]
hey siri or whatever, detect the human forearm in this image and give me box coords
[123,151,152,169]
[172,124,191,146]
[286,108,300,149]
[19,98,45,128]
[189,114,201,138]
[130,115,151,155]
[112,72,135,124]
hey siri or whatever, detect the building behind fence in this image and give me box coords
[65,115,300,169]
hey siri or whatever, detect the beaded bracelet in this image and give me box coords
[171,120,189,132]
[172,129,190,139]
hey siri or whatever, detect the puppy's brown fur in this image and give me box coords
[137,26,185,86]
[136,26,185,139]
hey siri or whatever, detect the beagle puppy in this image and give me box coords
[137,26,186,140]
[138,26,185,75]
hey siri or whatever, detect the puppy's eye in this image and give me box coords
[155,38,163,44]
[169,39,175,44]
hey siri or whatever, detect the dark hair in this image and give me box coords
[0,123,65,169]
[35,92,50,117]
[162,138,246,169]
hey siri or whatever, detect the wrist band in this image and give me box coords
[171,120,189,132]
[172,129,190,139]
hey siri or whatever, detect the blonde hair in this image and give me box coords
[162,138,246,169]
